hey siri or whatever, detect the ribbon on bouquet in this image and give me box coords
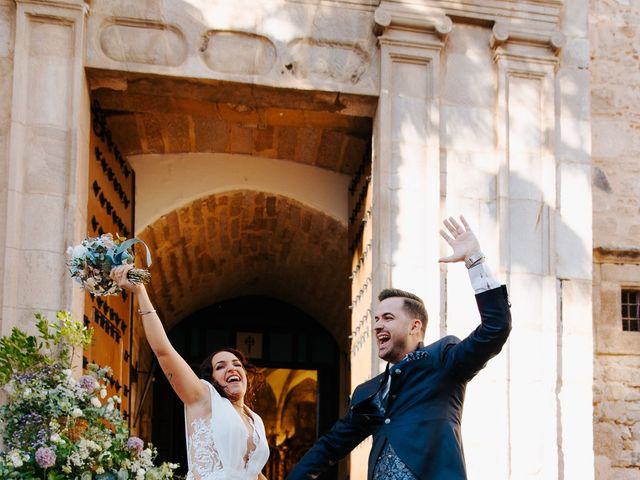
[109,238,153,268]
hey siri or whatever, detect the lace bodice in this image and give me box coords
[185,381,269,480]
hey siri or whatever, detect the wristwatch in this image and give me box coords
[464,252,485,269]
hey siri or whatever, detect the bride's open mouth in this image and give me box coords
[226,374,241,383]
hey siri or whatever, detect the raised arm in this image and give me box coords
[110,265,207,406]
[439,216,512,381]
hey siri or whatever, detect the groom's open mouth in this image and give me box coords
[377,332,391,349]
[226,374,241,383]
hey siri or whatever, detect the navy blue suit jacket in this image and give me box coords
[287,285,511,480]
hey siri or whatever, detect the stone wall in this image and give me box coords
[591,0,640,477]
[594,354,640,479]
[0,0,15,321]
[591,0,640,247]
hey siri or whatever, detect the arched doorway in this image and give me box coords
[152,296,340,478]
[131,190,353,478]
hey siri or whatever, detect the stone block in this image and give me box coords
[556,163,592,279]
[592,120,631,158]
[294,127,321,166]
[163,115,191,153]
[23,126,70,195]
[27,57,71,129]
[193,117,228,153]
[285,38,369,85]
[390,96,429,143]
[563,0,589,37]
[561,37,590,68]
[389,142,429,190]
[446,152,497,199]
[508,200,546,274]
[201,31,276,75]
[100,21,187,66]
[559,65,591,120]
[0,3,13,58]
[443,105,494,152]
[444,52,495,108]
[22,193,66,252]
[390,60,431,100]
[17,250,66,311]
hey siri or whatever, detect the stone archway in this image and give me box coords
[136,189,350,349]
[132,190,351,458]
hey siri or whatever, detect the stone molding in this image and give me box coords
[14,0,88,13]
[373,3,452,39]
[594,247,640,265]
[490,21,566,55]
[386,0,563,31]
[100,18,187,66]
[85,1,381,96]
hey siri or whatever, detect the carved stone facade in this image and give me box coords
[0,0,636,478]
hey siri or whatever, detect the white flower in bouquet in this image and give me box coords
[66,233,152,296]
[0,311,178,479]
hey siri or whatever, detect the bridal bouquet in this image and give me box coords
[0,311,177,479]
[67,234,151,296]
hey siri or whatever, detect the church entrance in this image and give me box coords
[151,296,340,479]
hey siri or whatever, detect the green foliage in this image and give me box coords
[0,311,177,479]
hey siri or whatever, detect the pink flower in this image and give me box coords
[79,375,98,392]
[126,436,144,453]
[35,446,56,469]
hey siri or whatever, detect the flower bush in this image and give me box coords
[0,311,177,479]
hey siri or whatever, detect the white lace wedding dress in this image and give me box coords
[185,380,270,480]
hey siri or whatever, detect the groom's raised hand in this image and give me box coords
[438,215,481,264]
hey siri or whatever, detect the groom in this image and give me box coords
[287,216,512,480]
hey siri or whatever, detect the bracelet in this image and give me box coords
[137,309,156,316]
[464,252,485,269]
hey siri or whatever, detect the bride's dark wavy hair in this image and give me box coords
[198,347,264,408]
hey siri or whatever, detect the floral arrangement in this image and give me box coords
[0,311,177,479]
[67,233,151,296]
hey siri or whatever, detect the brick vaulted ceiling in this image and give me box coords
[137,191,351,351]
[91,71,374,348]
[88,69,376,175]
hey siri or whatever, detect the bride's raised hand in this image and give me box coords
[110,264,144,294]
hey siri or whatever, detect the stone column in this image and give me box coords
[372,2,451,356]
[1,0,89,333]
[492,23,592,480]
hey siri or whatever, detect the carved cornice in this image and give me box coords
[374,3,452,39]
[594,247,640,265]
[490,21,566,54]
[15,0,89,12]
[384,0,563,31]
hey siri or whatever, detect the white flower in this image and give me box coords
[72,407,83,417]
[8,450,23,468]
[63,369,73,378]
[91,396,102,408]
[71,244,88,259]
[23,387,32,397]
[100,388,107,398]
[136,468,146,478]
[107,402,114,412]
[3,381,15,396]
[96,466,105,474]
[50,433,64,444]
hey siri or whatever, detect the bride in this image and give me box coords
[111,265,269,480]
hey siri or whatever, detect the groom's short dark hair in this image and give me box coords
[378,288,428,335]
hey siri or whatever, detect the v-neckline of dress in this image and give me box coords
[232,404,258,468]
